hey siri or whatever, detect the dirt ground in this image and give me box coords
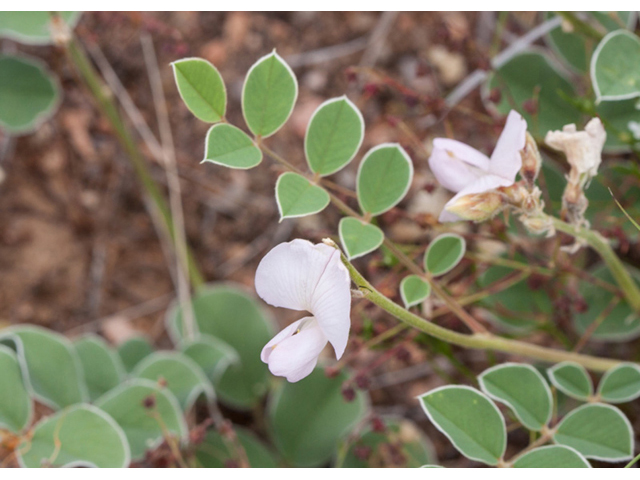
[1,12,638,466]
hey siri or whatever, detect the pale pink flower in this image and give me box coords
[255,240,351,382]
[429,110,527,222]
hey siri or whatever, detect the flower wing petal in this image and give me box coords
[489,110,527,181]
[264,317,327,382]
[429,138,490,192]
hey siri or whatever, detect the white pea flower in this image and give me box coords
[255,239,351,382]
[545,117,606,186]
[429,110,527,222]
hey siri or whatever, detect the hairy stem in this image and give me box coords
[340,251,625,372]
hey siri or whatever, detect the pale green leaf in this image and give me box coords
[0,345,32,433]
[17,404,130,468]
[592,30,640,102]
[338,217,384,260]
[74,334,125,402]
[419,386,506,466]
[598,363,640,403]
[357,144,413,216]
[117,335,154,373]
[305,96,364,176]
[0,12,80,45]
[133,351,214,411]
[400,275,431,308]
[424,233,466,277]
[512,445,590,468]
[172,57,226,123]
[548,362,593,401]
[276,172,330,220]
[179,333,239,384]
[478,363,552,431]
[166,285,275,409]
[0,326,87,410]
[202,123,261,169]
[96,379,187,462]
[0,54,60,135]
[553,403,634,462]
[242,51,298,138]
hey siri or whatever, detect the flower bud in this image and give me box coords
[445,191,504,222]
[519,132,542,188]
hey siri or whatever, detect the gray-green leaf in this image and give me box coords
[202,123,262,169]
[512,445,590,468]
[0,326,87,410]
[548,362,593,401]
[592,30,640,102]
[172,58,226,123]
[0,12,80,45]
[0,54,60,135]
[74,334,125,402]
[242,51,298,138]
[424,233,466,277]
[276,172,330,220]
[180,333,239,384]
[478,363,552,431]
[0,345,32,433]
[339,217,384,260]
[419,386,506,466]
[400,275,431,308]
[598,363,640,403]
[553,403,634,462]
[305,96,364,176]
[95,379,187,462]
[268,367,368,467]
[195,425,277,468]
[17,404,130,468]
[357,144,413,216]
[117,335,154,373]
[133,351,214,411]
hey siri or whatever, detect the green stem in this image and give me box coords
[341,251,625,372]
[65,37,204,289]
[625,452,640,468]
[549,216,640,312]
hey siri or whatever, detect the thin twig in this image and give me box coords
[141,33,196,340]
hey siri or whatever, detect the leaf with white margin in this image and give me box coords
[357,143,413,216]
[424,233,466,277]
[0,12,80,45]
[133,351,214,411]
[418,385,506,466]
[242,50,298,138]
[166,285,274,410]
[95,379,187,462]
[478,363,552,432]
[400,275,431,308]
[548,362,593,401]
[591,30,640,102]
[305,96,364,176]
[275,172,330,220]
[202,123,262,169]
[0,325,87,410]
[512,445,590,468]
[172,57,226,123]
[268,367,368,467]
[74,334,125,402]
[339,217,384,260]
[17,404,130,468]
[553,403,634,462]
[0,345,32,433]
[598,363,640,403]
[117,335,154,373]
[0,54,60,135]
[180,333,240,384]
